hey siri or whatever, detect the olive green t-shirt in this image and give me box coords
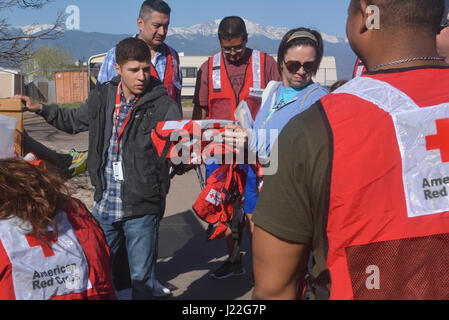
[252,100,331,282]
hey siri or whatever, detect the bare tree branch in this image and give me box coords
[0,0,54,9]
[0,0,64,67]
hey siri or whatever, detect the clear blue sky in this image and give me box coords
[5,0,351,38]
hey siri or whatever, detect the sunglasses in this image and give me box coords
[284,60,315,74]
[222,44,245,54]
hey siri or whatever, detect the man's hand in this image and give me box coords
[223,124,248,150]
[14,95,42,113]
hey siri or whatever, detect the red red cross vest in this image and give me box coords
[150,44,181,104]
[352,58,366,78]
[0,199,114,300]
[321,75,449,300]
[151,119,236,163]
[208,50,267,121]
[151,120,262,239]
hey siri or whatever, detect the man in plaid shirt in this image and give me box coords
[93,93,136,223]
[97,0,181,298]
[98,0,182,117]
[18,37,181,300]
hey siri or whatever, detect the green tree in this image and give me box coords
[24,45,73,80]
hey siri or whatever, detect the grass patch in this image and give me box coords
[182,97,194,109]
[60,102,83,109]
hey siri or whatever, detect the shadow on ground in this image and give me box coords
[157,209,254,300]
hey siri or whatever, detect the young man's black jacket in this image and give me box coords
[38,76,181,218]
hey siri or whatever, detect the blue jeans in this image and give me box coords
[92,213,160,300]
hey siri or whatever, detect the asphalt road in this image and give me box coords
[24,109,254,300]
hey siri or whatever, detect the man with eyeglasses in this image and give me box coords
[437,0,449,63]
[192,16,280,281]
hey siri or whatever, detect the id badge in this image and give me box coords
[249,87,264,99]
[113,161,124,181]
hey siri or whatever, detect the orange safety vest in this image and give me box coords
[150,43,181,104]
[320,75,449,300]
[208,50,266,121]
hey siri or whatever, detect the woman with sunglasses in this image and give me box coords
[247,27,328,156]
[224,27,329,258]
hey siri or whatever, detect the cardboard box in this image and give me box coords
[0,99,24,156]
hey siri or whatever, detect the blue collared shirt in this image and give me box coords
[248,82,329,158]
[92,89,137,223]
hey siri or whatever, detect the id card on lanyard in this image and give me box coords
[113,82,139,181]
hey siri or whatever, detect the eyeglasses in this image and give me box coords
[222,44,245,54]
[283,60,315,74]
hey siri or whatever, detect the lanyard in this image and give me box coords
[262,94,298,128]
[263,98,290,128]
[115,82,139,154]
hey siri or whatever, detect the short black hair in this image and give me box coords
[139,0,171,21]
[353,0,444,33]
[330,80,349,92]
[277,27,324,76]
[218,16,248,41]
[115,37,151,66]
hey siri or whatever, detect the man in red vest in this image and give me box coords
[192,16,280,281]
[252,0,449,300]
[98,0,182,118]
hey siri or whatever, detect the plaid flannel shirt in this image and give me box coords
[92,90,136,223]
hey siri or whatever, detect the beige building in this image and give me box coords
[179,55,208,97]
[0,68,24,98]
[88,53,338,97]
[313,56,338,88]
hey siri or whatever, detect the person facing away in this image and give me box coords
[0,158,114,300]
[192,15,281,281]
[16,37,181,300]
[98,0,183,117]
[252,0,449,300]
[436,0,449,64]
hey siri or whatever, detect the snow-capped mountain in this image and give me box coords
[168,18,346,44]
[15,18,355,79]
[10,24,63,35]
[165,18,353,78]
